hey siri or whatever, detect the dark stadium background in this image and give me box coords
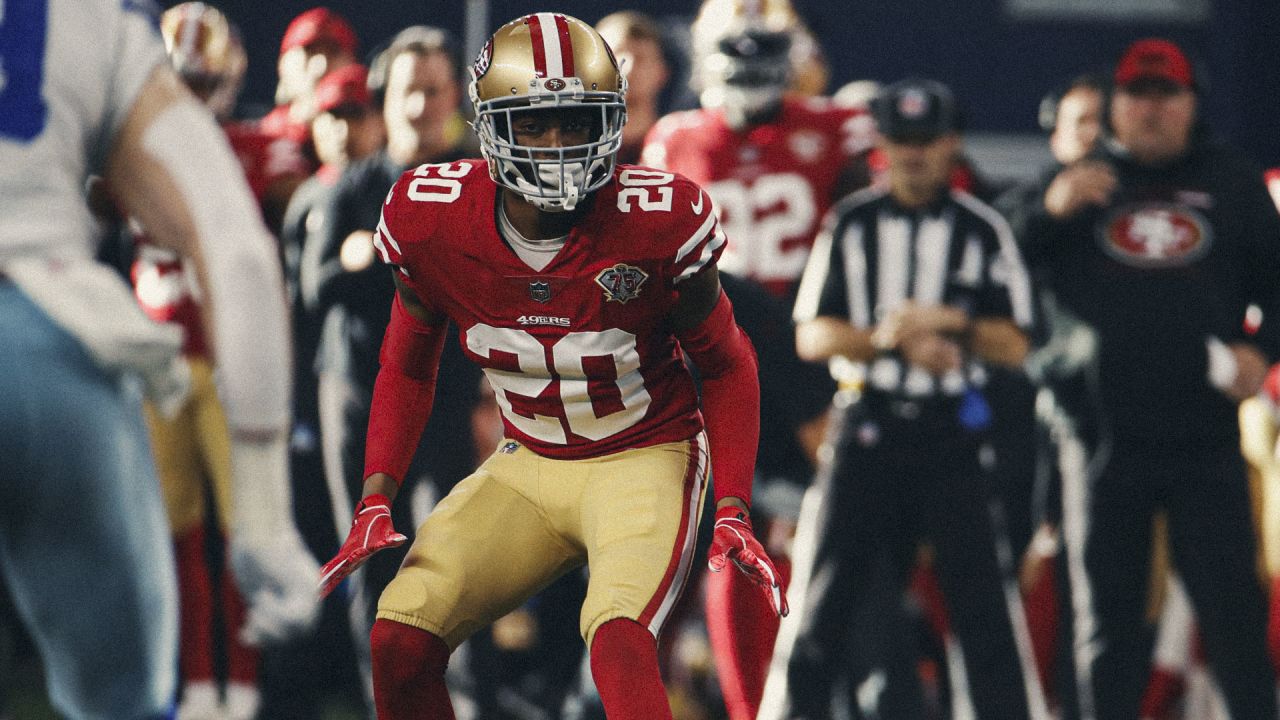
[182,0,1280,168]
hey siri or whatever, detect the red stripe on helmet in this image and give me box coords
[525,15,548,77]
[553,14,575,77]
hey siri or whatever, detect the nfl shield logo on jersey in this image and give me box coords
[595,263,648,304]
[529,281,552,303]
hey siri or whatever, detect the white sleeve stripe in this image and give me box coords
[675,226,726,283]
[675,211,718,263]
[372,215,400,265]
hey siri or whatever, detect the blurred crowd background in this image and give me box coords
[177,0,1280,175]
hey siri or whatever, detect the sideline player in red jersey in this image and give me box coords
[641,1,870,715]
[642,0,873,300]
[316,13,785,719]
[130,8,314,715]
[162,2,309,234]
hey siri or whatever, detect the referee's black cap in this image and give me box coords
[871,77,962,142]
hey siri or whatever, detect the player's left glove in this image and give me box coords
[318,494,407,599]
[708,505,789,617]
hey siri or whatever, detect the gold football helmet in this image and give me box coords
[469,13,627,211]
[690,0,803,128]
[161,2,246,119]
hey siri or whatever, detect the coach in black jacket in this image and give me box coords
[1014,39,1280,720]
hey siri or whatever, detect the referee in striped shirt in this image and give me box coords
[762,78,1042,720]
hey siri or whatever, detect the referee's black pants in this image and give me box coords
[780,395,1033,719]
[1056,427,1277,720]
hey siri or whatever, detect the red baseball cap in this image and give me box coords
[281,7,358,56]
[314,64,372,114]
[1114,38,1194,90]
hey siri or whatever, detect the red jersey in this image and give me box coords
[224,119,310,201]
[258,104,312,149]
[374,159,725,460]
[127,122,305,357]
[642,95,874,297]
[132,241,208,358]
[1266,168,1280,213]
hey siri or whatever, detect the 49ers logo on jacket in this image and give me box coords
[595,263,648,303]
[1098,203,1212,268]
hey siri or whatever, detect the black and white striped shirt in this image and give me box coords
[793,186,1034,398]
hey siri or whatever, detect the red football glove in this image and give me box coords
[318,494,407,598]
[707,505,789,617]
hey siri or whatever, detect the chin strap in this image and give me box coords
[562,177,582,210]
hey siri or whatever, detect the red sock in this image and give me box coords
[705,557,788,720]
[1022,558,1059,695]
[371,619,454,720]
[1140,666,1186,720]
[220,562,258,684]
[1268,575,1280,677]
[590,618,673,720]
[910,562,952,639]
[174,526,215,683]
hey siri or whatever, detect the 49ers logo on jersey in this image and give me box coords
[1098,203,1212,268]
[595,263,648,303]
[787,130,826,164]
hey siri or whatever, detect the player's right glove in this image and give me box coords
[318,494,408,598]
[708,505,789,617]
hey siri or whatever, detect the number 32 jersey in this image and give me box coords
[374,159,726,460]
[642,96,874,298]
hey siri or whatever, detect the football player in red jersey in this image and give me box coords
[128,6,310,717]
[640,1,868,715]
[1237,173,1280,690]
[316,13,785,720]
[642,0,874,300]
[162,2,309,235]
[1263,172,1280,679]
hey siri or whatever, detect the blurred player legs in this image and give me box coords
[0,284,178,719]
[144,358,259,720]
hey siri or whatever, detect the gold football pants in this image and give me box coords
[378,432,708,649]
